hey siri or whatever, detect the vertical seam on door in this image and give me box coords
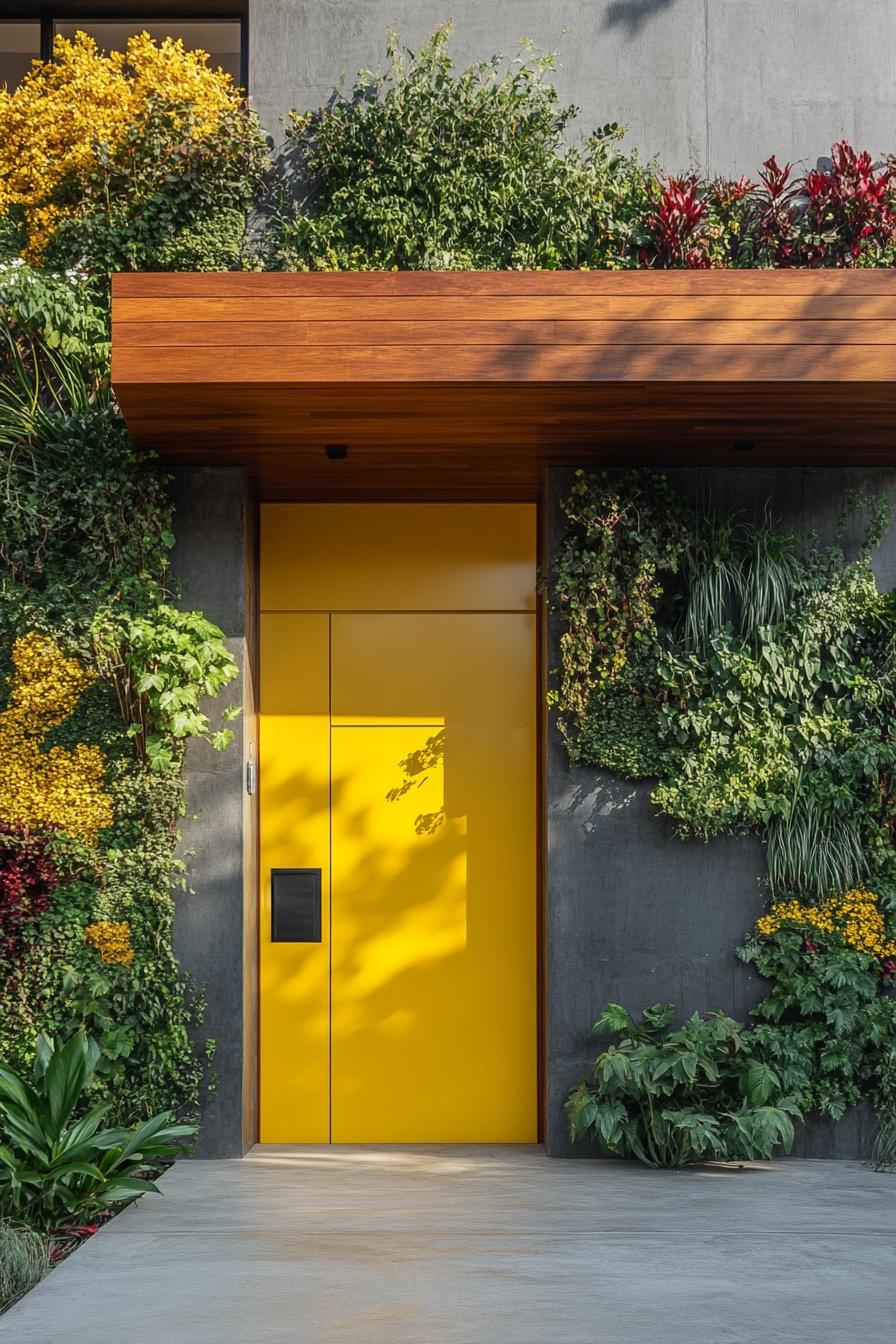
[328,611,333,1143]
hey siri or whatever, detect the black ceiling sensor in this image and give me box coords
[325,444,349,460]
[733,440,756,453]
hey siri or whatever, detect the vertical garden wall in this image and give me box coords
[547,467,896,1161]
[0,33,269,1153]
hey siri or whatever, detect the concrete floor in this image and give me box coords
[4,1146,893,1343]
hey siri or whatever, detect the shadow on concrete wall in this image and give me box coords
[603,0,679,34]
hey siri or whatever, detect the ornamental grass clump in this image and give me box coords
[0,1221,50,1315]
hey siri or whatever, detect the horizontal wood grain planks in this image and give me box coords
[112,319,896,347]
[110,270,896,495]
[114,343,896,382]
[112,295,896,322]
[111,270,896,296]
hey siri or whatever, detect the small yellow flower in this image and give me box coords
[0,632,113,844]
[0,31,238,258]
[85,920,135,966]
[756,888,896,960]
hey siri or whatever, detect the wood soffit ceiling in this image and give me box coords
[111,271,896,501]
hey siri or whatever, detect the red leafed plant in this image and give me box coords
[753,155,804,266]
[803,141,895,265]
[727,145,895,267]
[0,829,61,959]
[645,175,712,268]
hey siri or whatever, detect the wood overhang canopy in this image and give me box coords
[111,271,896,500]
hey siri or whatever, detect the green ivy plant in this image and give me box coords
[548,469,690,756]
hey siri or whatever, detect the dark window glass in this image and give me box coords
[0,22,41,90]
[54,19,242,86]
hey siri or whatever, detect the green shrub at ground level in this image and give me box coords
[0,1033,195,1234]
[567,1004,801,1167]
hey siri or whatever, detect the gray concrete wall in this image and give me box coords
[248,1,896,176]
[170,467,258,1159]
[545,466,896,1159]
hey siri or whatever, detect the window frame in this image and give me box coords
[1,12,248,90]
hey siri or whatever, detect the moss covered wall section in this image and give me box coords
[544,465,896,1158]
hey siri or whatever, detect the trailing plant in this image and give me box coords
[0,1033,194,1233]
[566,1003,800,1167]
[548,469,690,753]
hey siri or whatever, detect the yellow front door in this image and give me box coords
[259,505,537,1142]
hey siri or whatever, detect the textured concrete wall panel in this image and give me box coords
[248,1,896,175]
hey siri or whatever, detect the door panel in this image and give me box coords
[330,724,535,1142]
[331,612,534,727]
[261,504,537,613]
[259,613,331,1143]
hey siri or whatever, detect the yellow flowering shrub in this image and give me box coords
[0,31,236,257]
[756,888,896,960]
[84,920,135,966]
[0,632,113,844]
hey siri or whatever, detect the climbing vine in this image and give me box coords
[554,471,896,1157]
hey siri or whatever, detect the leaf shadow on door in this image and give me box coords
[386,728,447,836]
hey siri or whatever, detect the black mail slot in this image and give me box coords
[271,868,322,943]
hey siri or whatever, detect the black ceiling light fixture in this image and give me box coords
[325,444,349,460]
